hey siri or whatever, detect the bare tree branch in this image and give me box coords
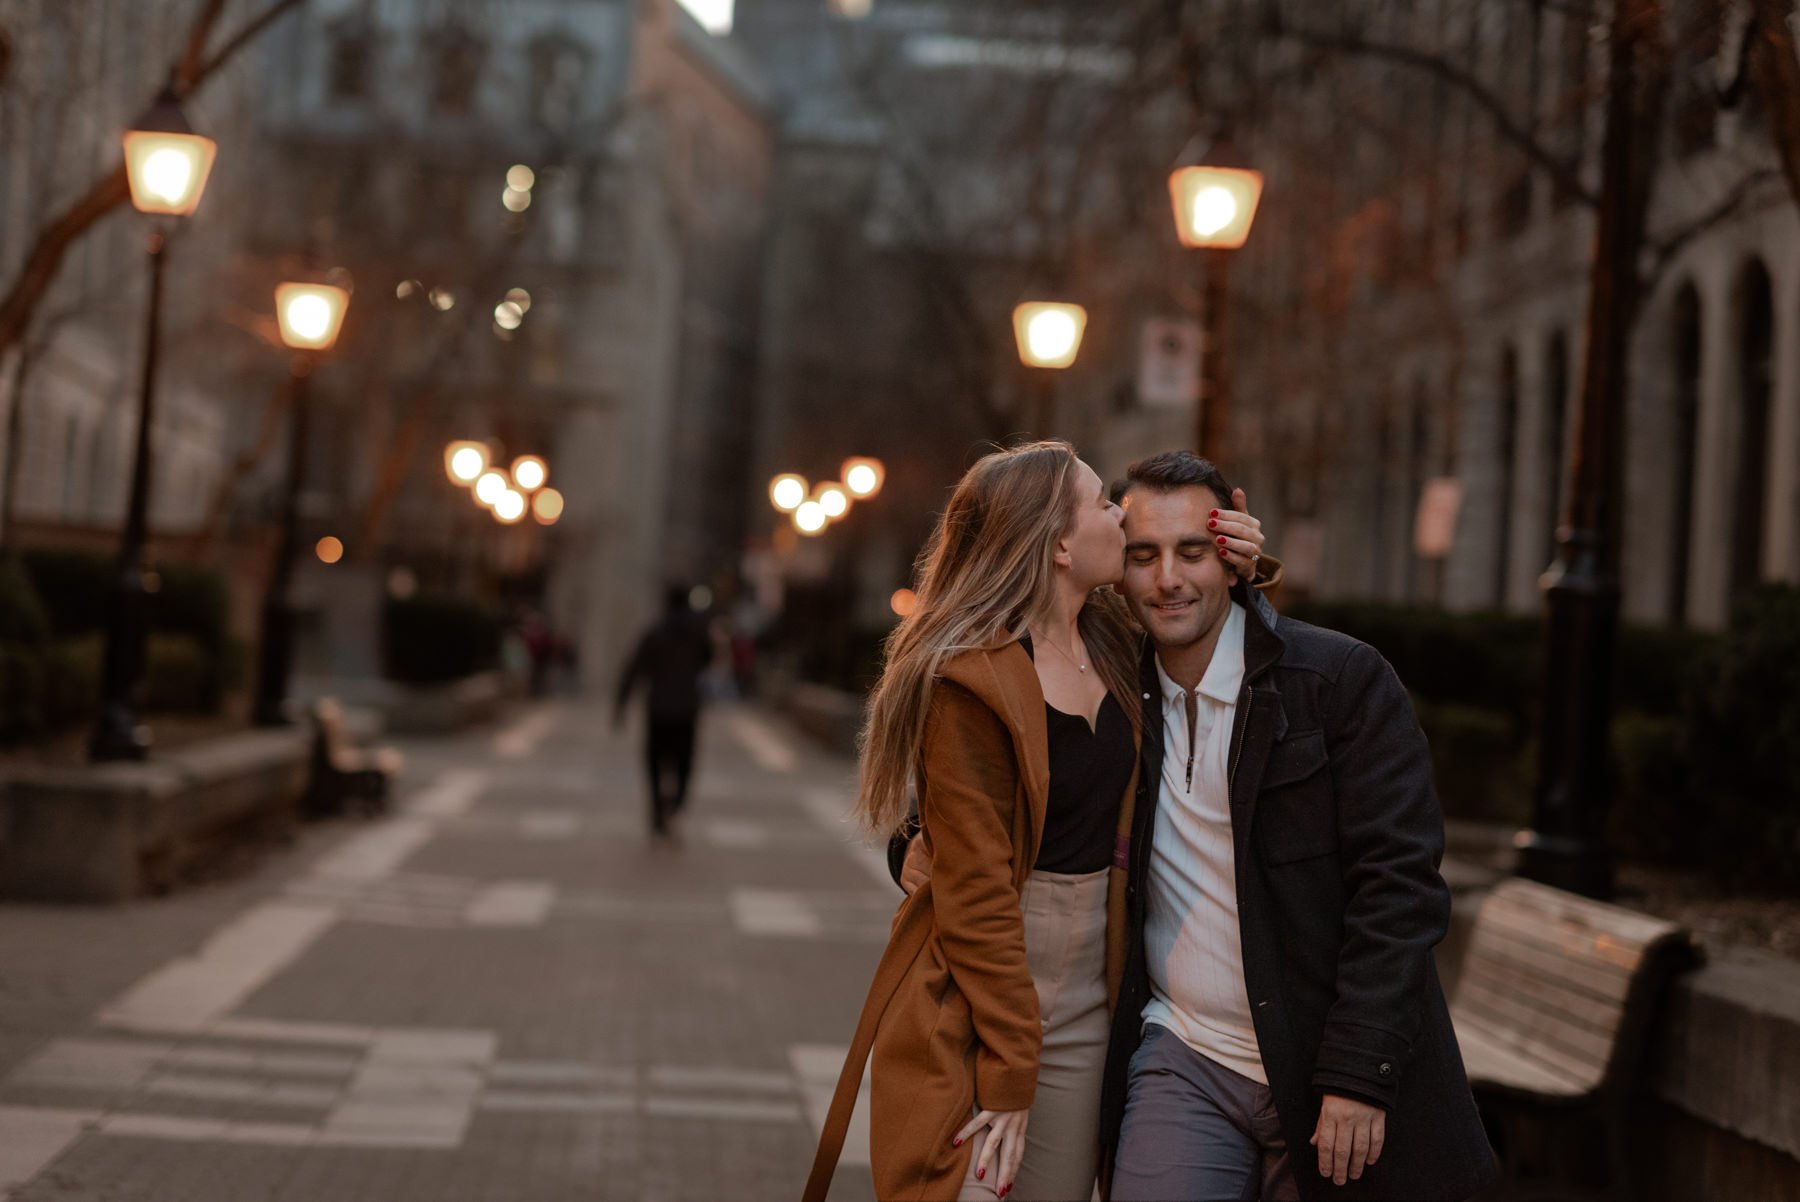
[1262,1,1603,209]
[1745,0,1800,216]
[0,0,309,366]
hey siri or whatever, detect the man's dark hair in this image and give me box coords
[664,584,691,613]
[1117,451,1234,509]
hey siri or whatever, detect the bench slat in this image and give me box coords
[1489,878,1683,948]
[1454,1017,1595,1098]
[1456,954,1627,1042]
[1452,963,1619,1074]
[1465,918,1636,1006]
[1475,902,1647,979]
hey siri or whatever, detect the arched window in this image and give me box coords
[1732,260,1774,603]
[1543,330,1570,567]
[1495,345,1520,607]
[1668,285,1702,623]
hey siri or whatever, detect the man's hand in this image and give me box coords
[1310,1094,1385,1186]
[899,832,931,895]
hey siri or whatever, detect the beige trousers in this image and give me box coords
[958,868,1109,1202]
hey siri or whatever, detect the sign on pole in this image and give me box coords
[1413,477,1463,560]
[1137,318,1203,410]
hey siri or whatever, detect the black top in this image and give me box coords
[615,612,713,718]
[1023,637,1135,874]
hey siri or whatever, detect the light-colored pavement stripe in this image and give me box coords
[493,708,559,759]
[464,881,557,927]
[646,1065,795,1094]
[0,1107,98,1188]
[402,768,488,818]
[8,1038,172,1092]
[730,890,824,938]
[312,818,437,882]
[642,1096,804,1123]
[206,1017,374,1047]
[698,818,770,848]
[96,903,339,1035]
[477,1090,636,1114]
[724,708,799,773]
[791,1044,871,1167]
[488,1061,636,1088]
[800,787,896,891]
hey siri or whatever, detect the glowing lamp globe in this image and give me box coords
[1012,303,1087,369]
[1168,165,1263,249]
[122,92,217,217]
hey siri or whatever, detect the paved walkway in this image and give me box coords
[0,702,887,1201]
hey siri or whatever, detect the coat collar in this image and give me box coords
[939,640,1051,842]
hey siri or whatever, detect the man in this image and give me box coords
[896,453,1494,1200]
[614,586,715,835]
[1101,451,1494,1200]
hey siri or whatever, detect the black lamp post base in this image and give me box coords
[90,705,152,762]
[1514,829,1615,899]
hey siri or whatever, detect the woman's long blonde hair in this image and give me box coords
[855,441,1141,838]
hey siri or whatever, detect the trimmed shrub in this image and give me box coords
[382,594,502,685]
[144,634,216,713]
[19,547,109,637]
[1688,586,1800,890]
[42,635,102,728]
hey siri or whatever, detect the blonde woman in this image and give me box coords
[802,442,1269,1202]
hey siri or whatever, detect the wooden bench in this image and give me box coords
[307,699,403,817]
[1450,877,1699,1201]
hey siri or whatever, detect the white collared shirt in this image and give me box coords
[1140,602,1266,1084]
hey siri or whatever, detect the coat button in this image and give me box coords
[1142,692,1150,700]
[1379,1062,1392,1076]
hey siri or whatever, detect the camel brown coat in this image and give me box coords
[803,642,1140,1202]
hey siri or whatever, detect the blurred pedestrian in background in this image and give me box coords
[614,586,716,836]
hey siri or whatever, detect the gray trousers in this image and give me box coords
[1110,1024,1301,1202]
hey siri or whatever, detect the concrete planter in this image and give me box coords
[0,727,310,904]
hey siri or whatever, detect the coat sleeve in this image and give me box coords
[918,680,1040,1112]
[1312,641,1450,1110]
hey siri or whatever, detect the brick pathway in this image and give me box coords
[0,701,887,1201]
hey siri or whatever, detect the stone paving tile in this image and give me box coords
[0,703,887,1201]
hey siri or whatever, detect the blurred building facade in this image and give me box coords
[1192,0,1799,630]
[240,0,771,685]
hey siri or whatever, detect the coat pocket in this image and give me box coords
[1256,730,1337,864]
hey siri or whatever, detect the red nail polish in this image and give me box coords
[954,1138,963,1147]
[1210,509,1219,518]
[1207,519,1217,529]
[976,1168,985,1181]
[1217,536,1227,545]
[1218,547,1228,557]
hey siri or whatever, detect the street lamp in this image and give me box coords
[770,473,807,512]
[794,501,828,536]
[1168,142,1263,462]
[815,483,850,520]
[494,489,527,524]
[842,457,885,499]
[511,455,547,491]
[474,470,509,507]
[91,90,219,761]
[253,279,350,726]
[1011,302,1087,436]
[446,441,487,484]
[532,487,564,525]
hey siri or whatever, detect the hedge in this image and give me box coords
[382,594,502,685]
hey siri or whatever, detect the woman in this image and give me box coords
[802,442,1270,1202]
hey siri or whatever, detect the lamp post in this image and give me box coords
[1168,144,1263,462]
[1516,0,1659,899]
[91,90,217,761]
[1011,302,1087,436]
[252,281,350,726]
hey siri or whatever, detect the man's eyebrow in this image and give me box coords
[1123,536,1213,553]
